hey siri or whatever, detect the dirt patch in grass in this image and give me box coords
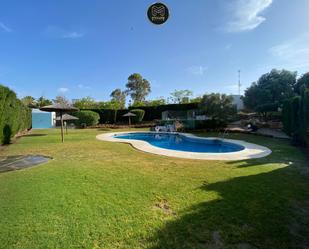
[154,199,176,215]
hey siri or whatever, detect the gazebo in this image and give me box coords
[123,112,136,126]
[40,103,79,142]
[56,114,79,134]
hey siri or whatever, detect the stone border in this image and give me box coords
[96,131,272,161]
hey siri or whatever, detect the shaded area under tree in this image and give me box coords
[148,164,309,249]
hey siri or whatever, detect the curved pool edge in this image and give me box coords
[96,131,272,161]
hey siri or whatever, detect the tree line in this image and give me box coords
[243,69,309,146]
[243,69,309,117]
[20,73,237,124]
[21,73,202,109]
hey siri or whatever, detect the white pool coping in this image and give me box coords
[96,131,272,161]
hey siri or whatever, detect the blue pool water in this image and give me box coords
[114,133,245,153]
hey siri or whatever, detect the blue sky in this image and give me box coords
[1,0,309,101]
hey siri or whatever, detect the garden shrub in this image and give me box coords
[130,109,145,123]
[301,87,309,129]
[193,119,227,130]
[282,86,309,146]
[81,103,200,124]
[80,109,129,124]
[282,99,293,135]
[290,96,304,145]
[283,93,308,146]
[2,124,12,145]
[0,85,31,145]
[129,103,199,121]
[160,119,226,130]
[74,110,100,127]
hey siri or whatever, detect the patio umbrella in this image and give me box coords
[56,114,79,134]
[123,112,136,126]
[40,103,79,142]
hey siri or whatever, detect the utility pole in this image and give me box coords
[238,70,241,96]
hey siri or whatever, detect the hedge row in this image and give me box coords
[129,103,199,121]
[81,109,130,124]
[82,102,199,124]
[73,110,100,127]
[160,119,227,130]
[0,85,31,144]
[130,109,145,123]
[282,87,309,146]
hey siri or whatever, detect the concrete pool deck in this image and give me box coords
[96,131,272,161]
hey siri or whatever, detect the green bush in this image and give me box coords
[193,119,227,130]
[160,119,226,130]
[2,124,12,145]
[282,99,293,135]
[130,109,145,123]
[129,102,199,121]
[301,87,309,129]
[0,85,31,144]
[74,110,100,127]
[81,103,200,124]
[80,109,129,124]
[283,93,308,146]
[290,96,304,145]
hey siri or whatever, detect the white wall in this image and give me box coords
[230,95,244,110]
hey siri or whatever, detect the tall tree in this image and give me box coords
[199,93,236,121]
[109,89,126,123]
[295,72,309,94]
[73,97,98,109]
[130,100,147,107]
[37,96,52,107]
[109,100,123,123]
[53,95,70,106]
[190,96,202,103]
[282,84,309,146]
[243,69,296,117]
[110,89,126,109]
[170,90,193,103]
[125,73,151,104]
[97,101,112,109]
[21,96,36,107]
[145,97,166,106]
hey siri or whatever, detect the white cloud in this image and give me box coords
[63,32,84,39]
[225,0,272,32]
[225,44,232,50]
[269,34,309,70]
[0,22,12,32]
[45,26,84,39]
[186,65,207,76]
[77,84,91,89]
[58,87,69,94]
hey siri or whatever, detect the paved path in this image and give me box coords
[228,122,290,139]
[256,128,290,139]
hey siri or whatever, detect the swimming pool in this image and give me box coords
[113,132,244,153]
[96,131,272,160]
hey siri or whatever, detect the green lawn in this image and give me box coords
[0,128,309,249]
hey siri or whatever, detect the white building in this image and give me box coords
[32,109,56,129]
[230,95,244,110]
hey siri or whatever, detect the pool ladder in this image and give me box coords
[219,128,229,140]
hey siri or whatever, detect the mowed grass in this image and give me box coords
[0,128,309,249]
